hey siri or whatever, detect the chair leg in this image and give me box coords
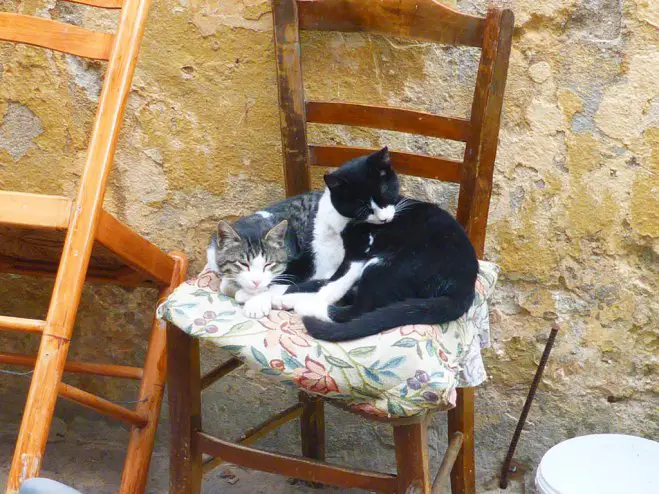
[6,242,91,493]
[120,253,188,493]
[5,327,72,493]
[167,321,203,494]
[447,387,476,494]
[393,417,431,494]
[299,391,325,461]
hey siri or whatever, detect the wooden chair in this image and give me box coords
[167,0,513,492]
[0,1,187,493]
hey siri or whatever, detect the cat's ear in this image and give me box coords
[369,146,392,170]
[265,220,288,248]
[324,173,345,190]
[216,220,240,246]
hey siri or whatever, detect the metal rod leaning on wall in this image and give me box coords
[499,321,560,489]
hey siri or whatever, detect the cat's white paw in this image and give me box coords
[292,294,331,321]
[243,292,272,319]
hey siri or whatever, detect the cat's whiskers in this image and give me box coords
[272,274,297,284]
[357,205,370,218]
[395,198,414,215]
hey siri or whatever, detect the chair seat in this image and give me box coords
[158,261,499,418]
[0,191,173,287]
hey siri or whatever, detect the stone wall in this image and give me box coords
[0,0,657,491]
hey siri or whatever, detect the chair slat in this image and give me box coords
[0,13,115,60]
[309,145,462,183]
[297,0,485,47]
[306,101,472,142]
[64,0,123,8]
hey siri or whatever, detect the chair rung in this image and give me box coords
[0,191,72,230]
[58,382,147,427]
[201,357,243,390]
[203,402,304,474]
[0,316,45,333]
[0,352,142,380]
[197,432,397,492]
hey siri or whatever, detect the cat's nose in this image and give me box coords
[252,280,261,288]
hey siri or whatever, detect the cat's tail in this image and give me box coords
[302,293,474,342]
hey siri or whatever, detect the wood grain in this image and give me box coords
[448,388,475,494]
[0,317,45,334]
[463,9,514,256]
[96,210,176,287]
[0,13,115,60]
[272,0,312,196]
[167,327,202,494]
[0,352,142,379]
[306,101,472,142]
[309,145,462,183]
[300,391,325,461]
[120,252,188,494]
[197,432,398,493]
[58,382,147,427]
[432,432,464,494]
[394,418,431,493]
[0,192,72,230]
[65,0,123,8]
[298,0,485,47]
[203,402,305,474]
[200,357,244,390]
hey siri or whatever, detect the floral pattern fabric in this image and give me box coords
[157,261,499,418]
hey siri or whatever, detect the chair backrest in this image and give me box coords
[272,0,514,258]
[0,0,151,211]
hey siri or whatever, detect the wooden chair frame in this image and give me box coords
[0,1,187,492]
[168,0,513,493]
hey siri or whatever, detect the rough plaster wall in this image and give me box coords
[0,0,657,491]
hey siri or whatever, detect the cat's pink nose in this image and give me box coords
[252,280,261,288]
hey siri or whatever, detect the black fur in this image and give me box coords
[302,200,478,341]
[323,146,399,221]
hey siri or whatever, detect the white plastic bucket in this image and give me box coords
[536,434,659,494]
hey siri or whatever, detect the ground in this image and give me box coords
[0,392,527,493]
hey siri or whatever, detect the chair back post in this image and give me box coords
[272,0,312,197]
[44,0,153,335]
[457,8,514,258]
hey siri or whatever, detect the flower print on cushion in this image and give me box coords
[262,311,311,357]
[157,261,500,418]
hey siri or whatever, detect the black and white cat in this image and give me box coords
[273,160,479,341]
[207,147,399,318]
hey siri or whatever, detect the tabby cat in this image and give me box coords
[207,147,399,318]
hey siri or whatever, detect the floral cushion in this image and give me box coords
[157,261,499,418]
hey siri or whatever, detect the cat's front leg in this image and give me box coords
[285,260,376,320]
[220,278,239,298]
